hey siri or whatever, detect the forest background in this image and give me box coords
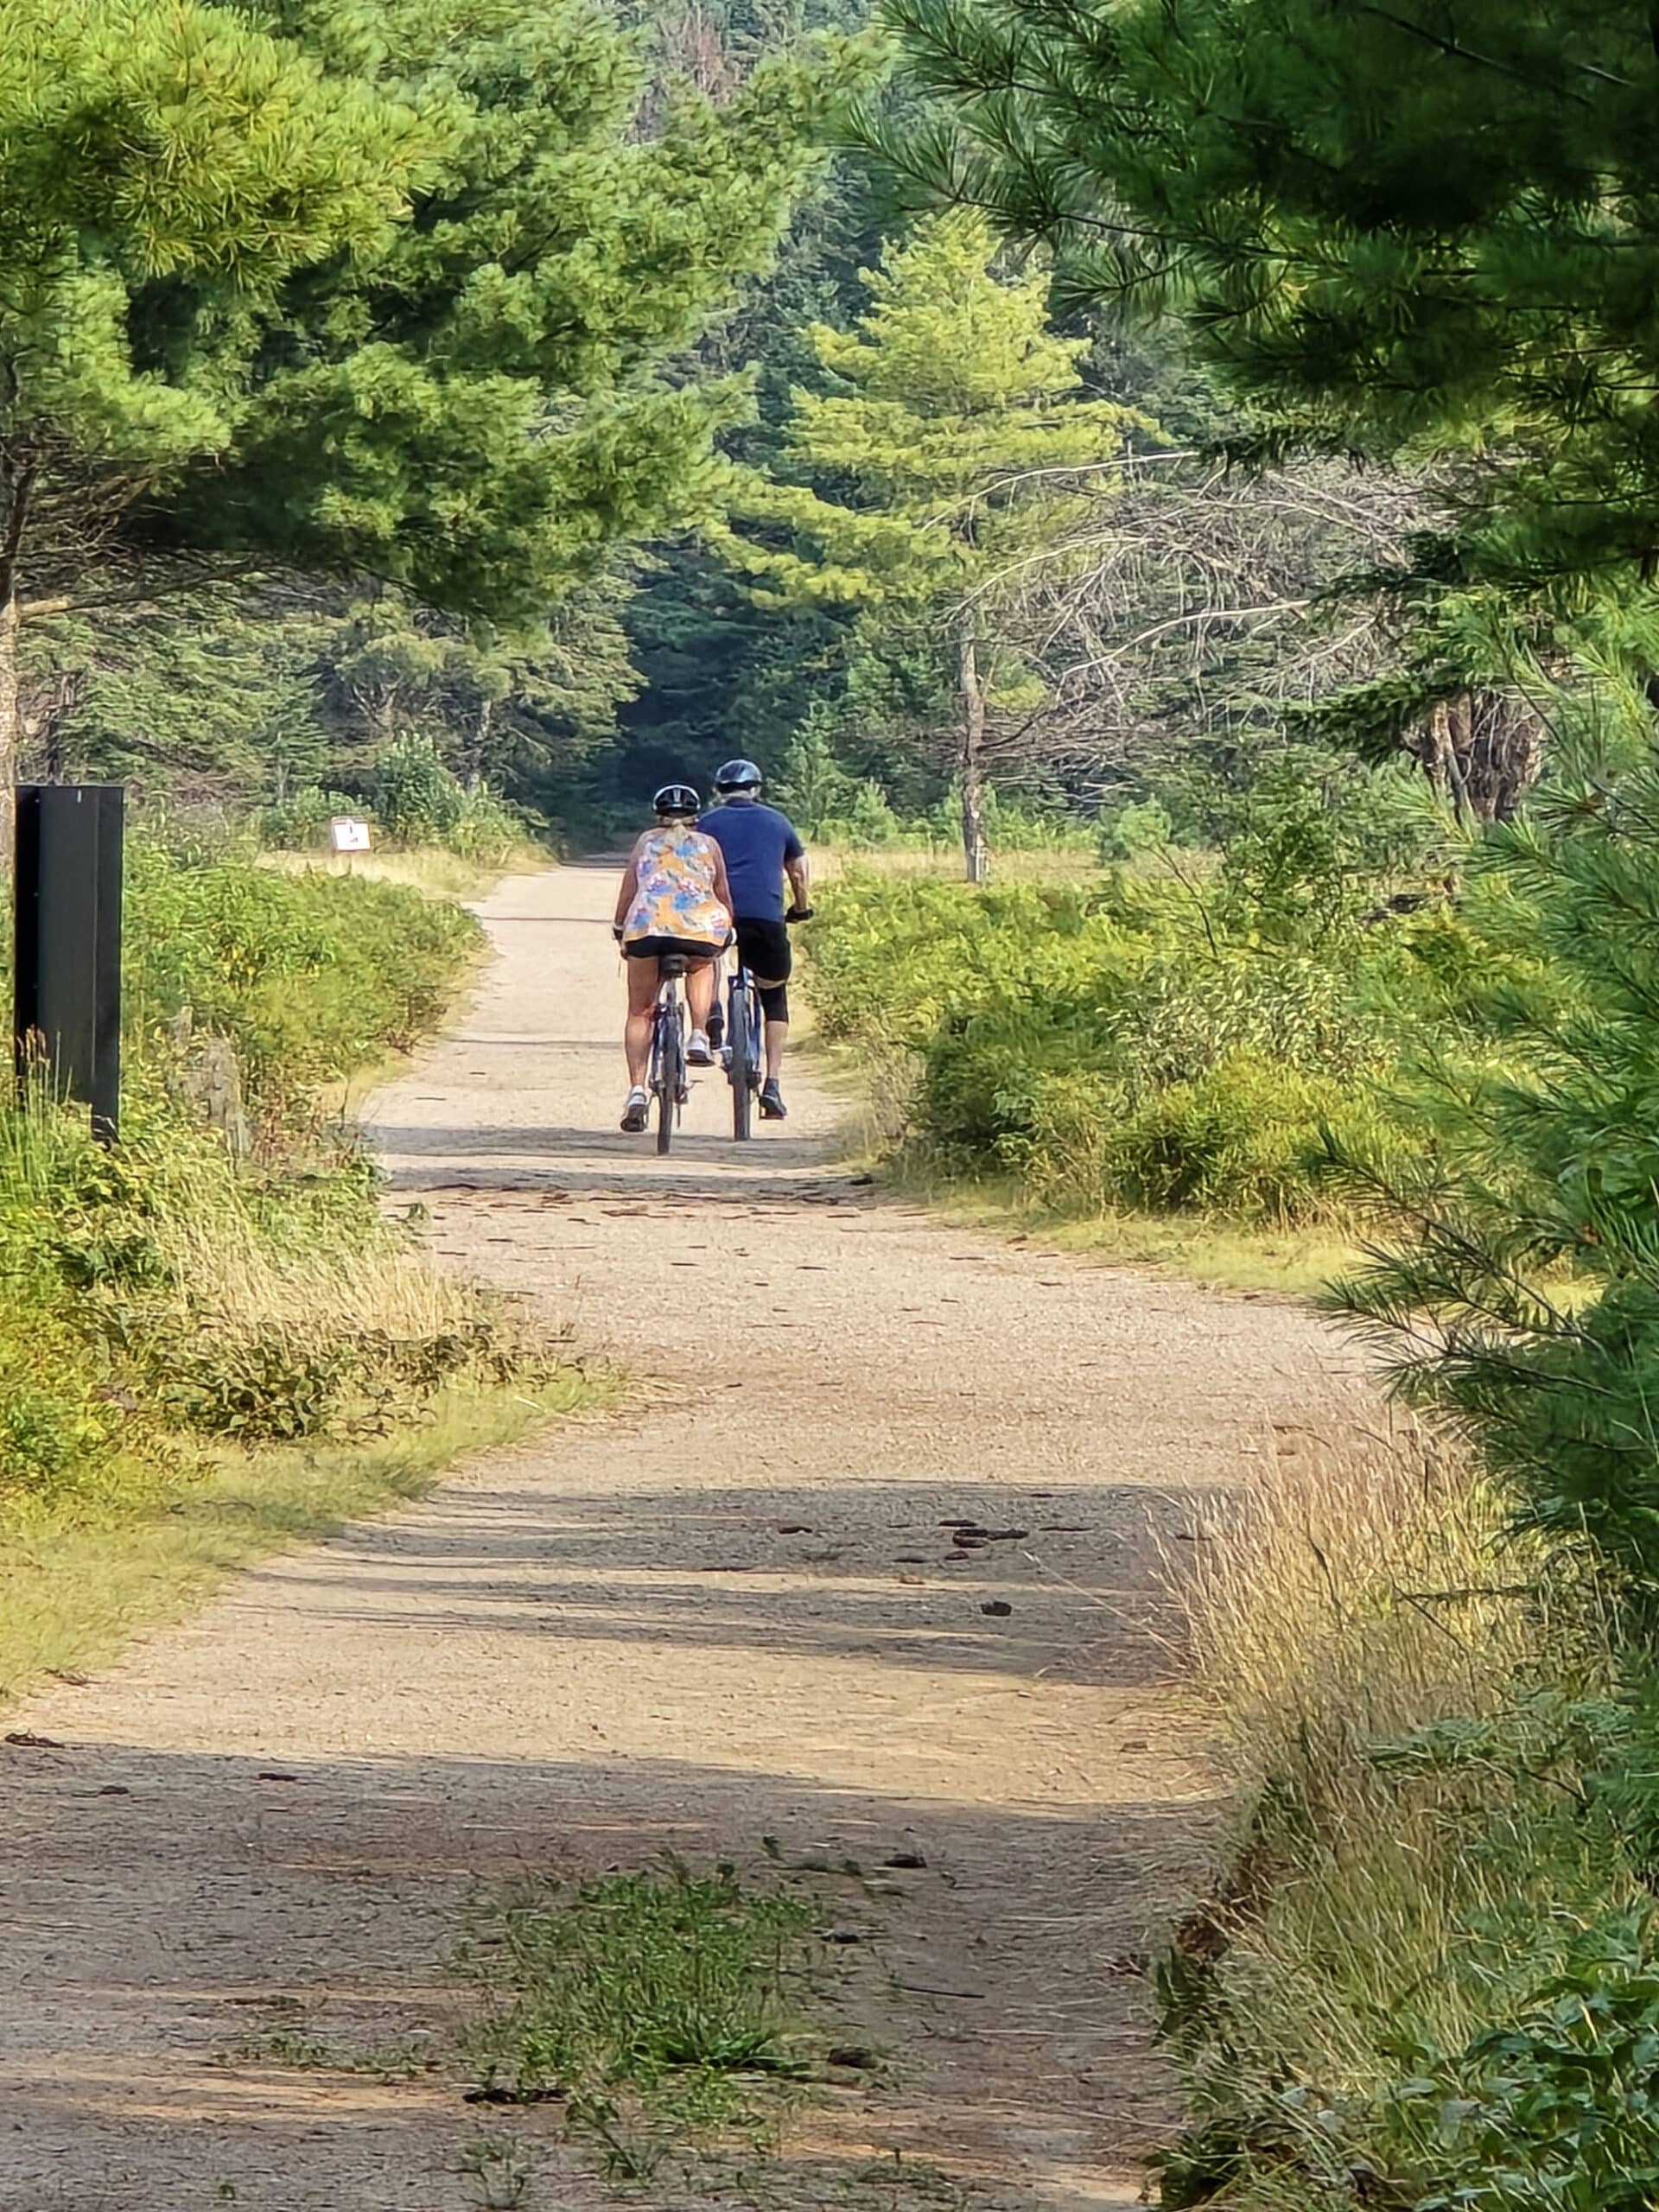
[18,4,1659,2209]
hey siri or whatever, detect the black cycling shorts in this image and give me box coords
[623,935,720,963]
[734,917,792,982]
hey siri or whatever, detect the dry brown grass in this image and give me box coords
[1181,1420,1538,1796]
[261,843,546,903]
[162,1195,481,1349]
[1166,1418,1631,2118]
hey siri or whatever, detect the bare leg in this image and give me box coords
[755,971,789,1083]
[687,957,716,1033]
[625,957,659,1090]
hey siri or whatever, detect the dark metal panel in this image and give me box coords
[13,784,124,1140]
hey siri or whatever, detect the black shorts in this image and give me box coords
[624,935,720,963]
[734,917,792,983]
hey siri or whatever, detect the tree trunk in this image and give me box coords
[959,624,990,884]
[0,447,34,872]
[1418,691,1542,824]
[0,591,19,865]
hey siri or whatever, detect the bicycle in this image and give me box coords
[647,953,690,1155]
[720,943,766,1141]
[715,905,813,1141]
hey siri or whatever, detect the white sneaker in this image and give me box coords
[620,1089,649,1134]
[687,1030,715,1066]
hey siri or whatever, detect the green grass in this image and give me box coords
[261,840,548,906]
[883,1156,1360,1300]
[0,1370,609,1700]
[461,1864,819,2170]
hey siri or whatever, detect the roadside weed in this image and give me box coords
[462,1862,817,2149]
[456,2135,535,2209]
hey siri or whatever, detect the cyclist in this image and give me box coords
[613,784,733,1135]
[698,760,810,1121]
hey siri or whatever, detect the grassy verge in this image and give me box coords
[1154,1422,1645,2209]
[806,1033,1359,1300]
[261,840,548,905]
[880,1154,1358,1299]
[0,836,582,1700]
[0,1370,607,1699]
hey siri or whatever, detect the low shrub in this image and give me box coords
[0,840,510,1521]
[805,870,1443,1224]
[126,842,482,1129]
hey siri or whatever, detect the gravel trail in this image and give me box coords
[0,863,1364,2211]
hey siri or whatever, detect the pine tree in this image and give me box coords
[0,0,849,813]
[883,0,1659,615]
[713,212,1138,877]
[1322,744,1659,1621]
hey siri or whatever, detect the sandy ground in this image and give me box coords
[0,864,1367,2212]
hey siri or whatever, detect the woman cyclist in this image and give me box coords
[613,784,733,1135]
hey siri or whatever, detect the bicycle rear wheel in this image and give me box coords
[655,1001,683,1155]
[728,977,753,1141]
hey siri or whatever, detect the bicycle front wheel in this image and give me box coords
[728,980,753,1141]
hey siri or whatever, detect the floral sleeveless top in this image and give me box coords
[623,828,731,947]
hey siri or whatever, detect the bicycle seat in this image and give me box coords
[660,952,689,978]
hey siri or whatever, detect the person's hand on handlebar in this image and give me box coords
[785,903,814,924]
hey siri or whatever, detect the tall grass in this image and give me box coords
[1160,1425,1640,2208]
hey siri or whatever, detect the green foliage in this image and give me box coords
[0,840,501,1516]
[882,0,1659,613]
[258,788,372,852]
[716,208,1134,613]
[1100,797,1175,861]
[1323,757,1659,1630]
[0,0,852,610]
[124,841,481,1125]
[1379,1920,1659,2212]
[714,209,1144,869]
[463,1864,815,2148]
[807,849,1452,1222]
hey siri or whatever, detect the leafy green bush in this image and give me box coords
[260,743,530,864]
[125,843,481,1128]
[806,868,1439,1223]
[0,840,505,1517]
[1099,795,1176,859]
[258,787,371,851]
[1380,1919,1659,2212]
[369,734,529,860]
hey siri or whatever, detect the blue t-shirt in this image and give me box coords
[698,801,804,922]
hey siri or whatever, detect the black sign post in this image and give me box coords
[14,785,124,1141]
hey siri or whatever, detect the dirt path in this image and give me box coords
[0,865,1365,2212]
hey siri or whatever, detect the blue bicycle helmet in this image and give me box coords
[714,758,763,794]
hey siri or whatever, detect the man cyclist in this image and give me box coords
[698,760,810,1121]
